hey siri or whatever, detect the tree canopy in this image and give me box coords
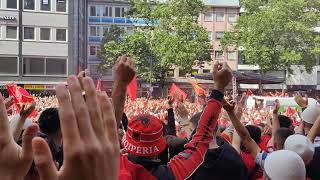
[221,0,320,74]
[99,0,211,82]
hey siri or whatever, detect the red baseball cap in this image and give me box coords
[122,114,166,157]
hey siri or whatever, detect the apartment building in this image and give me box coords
[87,0,142,92]
[0,0,86,91]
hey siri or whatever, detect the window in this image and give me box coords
[215,51,224,59]
[228,13,237,23]
[227,51,236,60]
[216,12,225,22]
[24,27,35,40]
[96,5,103,16]
[90,6,96,16]
[40,0,51,11]
[24,0,35,10]
[90,26,99,36]
[7,0,17,9]
[179,69,187,77]
[0,57,18,75]
[90,46,96,55]
[208,31,212,40]
[103,6,112,17]
[115,7,125,17]
[204,12,213,22]
[6,26,17,39]
[40,28,51,41]
[56,28,67,41]
[103,26,110,36]
[56,0,67,12]
[23,58,45,75]
[167,70,174,77]
[215,31,224,40]
[191,69,198,77]
[46,58,67,75]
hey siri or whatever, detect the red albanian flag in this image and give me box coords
[6,84,34,108]
[247,89,253,96]
[190,82,206,96]
[96,79,102,91]
[169,83,187,101]
[127,76,137,101]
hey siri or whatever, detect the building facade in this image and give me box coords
[0,0,86,91]
[87,0,137,92]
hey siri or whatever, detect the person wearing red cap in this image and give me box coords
[116,58,233,180]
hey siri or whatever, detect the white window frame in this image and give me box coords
[23,57,68,77]
[39,0,52,12]
[216,12,225,22]
[114,6,126,18]
[103,6,112,17]
[208,31,212,41]
[5,25,18,40]
[39,27,52,41]
[0,56,19,76]
[55,28,68,42]
[204,12,213,22]
[0,0,2,9]
[23,0,36,11]
[23,26,36,41]
[55,0,68,13]
[5,0,18,10]
[89,5,97,16]
[89,26,100,37]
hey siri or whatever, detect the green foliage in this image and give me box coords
[222,0,320,74]
[99,0,211,82]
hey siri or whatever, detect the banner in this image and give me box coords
[96,79,102,91]
[7,84,34,106]
[190,82,206,96]
[127,76,137,101]
[169,83,187,101]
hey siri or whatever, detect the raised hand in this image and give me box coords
[114,55,136,86]
[165,96,174,110]
[4,96,14,110]
[295,93,308,108]
[223,98,236,112]
[273,99,280,114]
[32,76,120,180]
[212,61,233,92]
[0,94,39,180]
[20,102,36,120]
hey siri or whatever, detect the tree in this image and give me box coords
[221,0,320,74]
[99,0,211,82]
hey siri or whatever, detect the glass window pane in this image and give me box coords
[7,0,17,9]
[56,0,66,12]
[23,58,45,75]
[24,0,35,10]
[103,6,112,17]
[204,12,213,22]
[0,57,18,74]
[40,28,51,40]
[90,6,96,16]
[24,27,35,40]
[215,31,224,40]
[46,58,67,75]
[56,28,66,41]
[115,7,121,17]
[228,13,237,23]
[216,12,225,22]
[96,5,103,16]
[90,26,97,36]
[228,51,236,60]
[90,46,96,55]
[215,51,224,59]
[208,31,212,40]
[41,0,51,11]
[6,26,17,39]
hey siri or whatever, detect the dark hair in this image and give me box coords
[274,128,294,148]
[245,125,261,144]
[121,113,128,131]
[241,125,261,152]
[166,135,188,159]
[38,108,60,135]
[278,115,293,129]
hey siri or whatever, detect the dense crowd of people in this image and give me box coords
[1,55,320,180]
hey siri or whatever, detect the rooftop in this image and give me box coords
[203,0,240,7]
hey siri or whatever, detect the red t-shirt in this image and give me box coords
[240,151,263,180]
[259,135,272,152]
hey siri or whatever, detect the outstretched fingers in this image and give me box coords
[0,93,12,146]
[32,137,58,180]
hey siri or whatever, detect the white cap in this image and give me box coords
[264,150,306,180]
[301,103,320,124]
[284,134,315,164]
